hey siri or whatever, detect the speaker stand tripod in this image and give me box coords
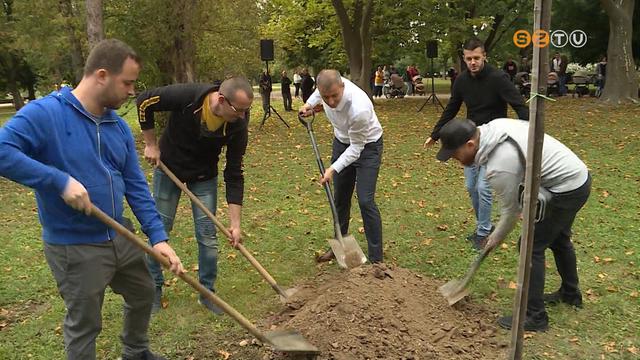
[258,60,290,130]
[417,58,444,112]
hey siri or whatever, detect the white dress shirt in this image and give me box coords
[305,77,383,173]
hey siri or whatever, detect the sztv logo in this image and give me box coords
[513,30,587,48]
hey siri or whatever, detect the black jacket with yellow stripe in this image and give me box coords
[136,83,248,205]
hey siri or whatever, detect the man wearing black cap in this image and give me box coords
[424,38,529,250]
[437,118,591,332]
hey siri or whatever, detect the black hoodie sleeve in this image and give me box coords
[137,84,203,130]
[430,78,464,140]
[495,72,529,121]
[224,119,249,205]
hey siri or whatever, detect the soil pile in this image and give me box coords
[262,264,507,359]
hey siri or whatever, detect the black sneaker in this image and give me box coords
[543,290,583,308]
[122,349,167,360]
[497,314,549,332]
[471,233,489,251]
[151,286,162,314]
[199,295,224,315]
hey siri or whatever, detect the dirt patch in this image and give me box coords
[254,264,507,359]
[0,299,51,331]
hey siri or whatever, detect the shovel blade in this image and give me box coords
[439,279,470,306]
[265,329,320,355]
[328,235,367,269]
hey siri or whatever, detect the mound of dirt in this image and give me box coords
[261,264,507,359]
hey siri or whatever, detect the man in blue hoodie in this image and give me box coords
[0,39,183,360]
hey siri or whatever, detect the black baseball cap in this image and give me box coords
[436,118,477,161]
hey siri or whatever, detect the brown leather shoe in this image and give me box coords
[315,248,335,263]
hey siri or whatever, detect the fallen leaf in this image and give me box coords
[358,227,365,234]
[217,349,231,359]
[239,339,249,347]
[569,337,579,343]
[508,281,517,289]
[421,238,432,246]
[630,291,638,298]
[628,346,638,355]
[603,258,614,264]
[501,243,509,249]
[594,256,600,263]
[227,253,237,260]
[601,190,610,198]
[606,286,617,293]
[597,273,606,279]
[161,299,169,309]
[437,224,449,231]
[625,251,634,256]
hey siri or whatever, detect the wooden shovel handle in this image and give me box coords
[157,162,287,297]
[89,204,271,344]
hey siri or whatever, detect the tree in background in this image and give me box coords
[600,0,638,104]
[86,0,104,48]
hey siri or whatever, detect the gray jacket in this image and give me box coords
[475,119,589,242]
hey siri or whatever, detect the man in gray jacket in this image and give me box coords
[436,118,591,332]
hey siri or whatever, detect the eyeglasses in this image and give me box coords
[224,97,251,114]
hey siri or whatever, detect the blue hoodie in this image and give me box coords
[0,87,167,245]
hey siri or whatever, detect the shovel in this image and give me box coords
[90,205,319,355]
[298,112,367,269]
[157,161,298,302]
[439,245,495,305]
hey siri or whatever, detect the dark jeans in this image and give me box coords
[527,174,591,318]
[44,218,154,359]
[282,90,292,111]
[332,136,384,262]
[294,83,301,97]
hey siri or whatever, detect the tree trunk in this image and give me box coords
[170,0,196,83]
[600,0,638,104]
[58,0,84,83]
[332,0,374,96]
[86,0,104,49]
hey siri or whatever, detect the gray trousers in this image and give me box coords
[44,219,154,360]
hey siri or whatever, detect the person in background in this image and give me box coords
[595,56,607,98]
[374,66,384,98]
[502,57,518,82]
[281,70,293,111]
[293,69,302,98]
[300,68,315,103]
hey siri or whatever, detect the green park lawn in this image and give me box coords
[0,95,638,359]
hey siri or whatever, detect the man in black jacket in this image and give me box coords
[281,70,293,111]
[424,38,529,250]
[136,77,253,314]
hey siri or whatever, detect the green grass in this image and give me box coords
[1,95,639,359]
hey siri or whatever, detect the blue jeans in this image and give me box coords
[464,164,493,237]
[147,168,218,291]
[558,74,567,95]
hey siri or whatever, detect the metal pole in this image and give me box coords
[509,0,552,358]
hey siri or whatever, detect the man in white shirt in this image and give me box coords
[299,69,384,263]
[436,118,591,332]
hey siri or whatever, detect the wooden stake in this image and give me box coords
[509,0,552,358]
